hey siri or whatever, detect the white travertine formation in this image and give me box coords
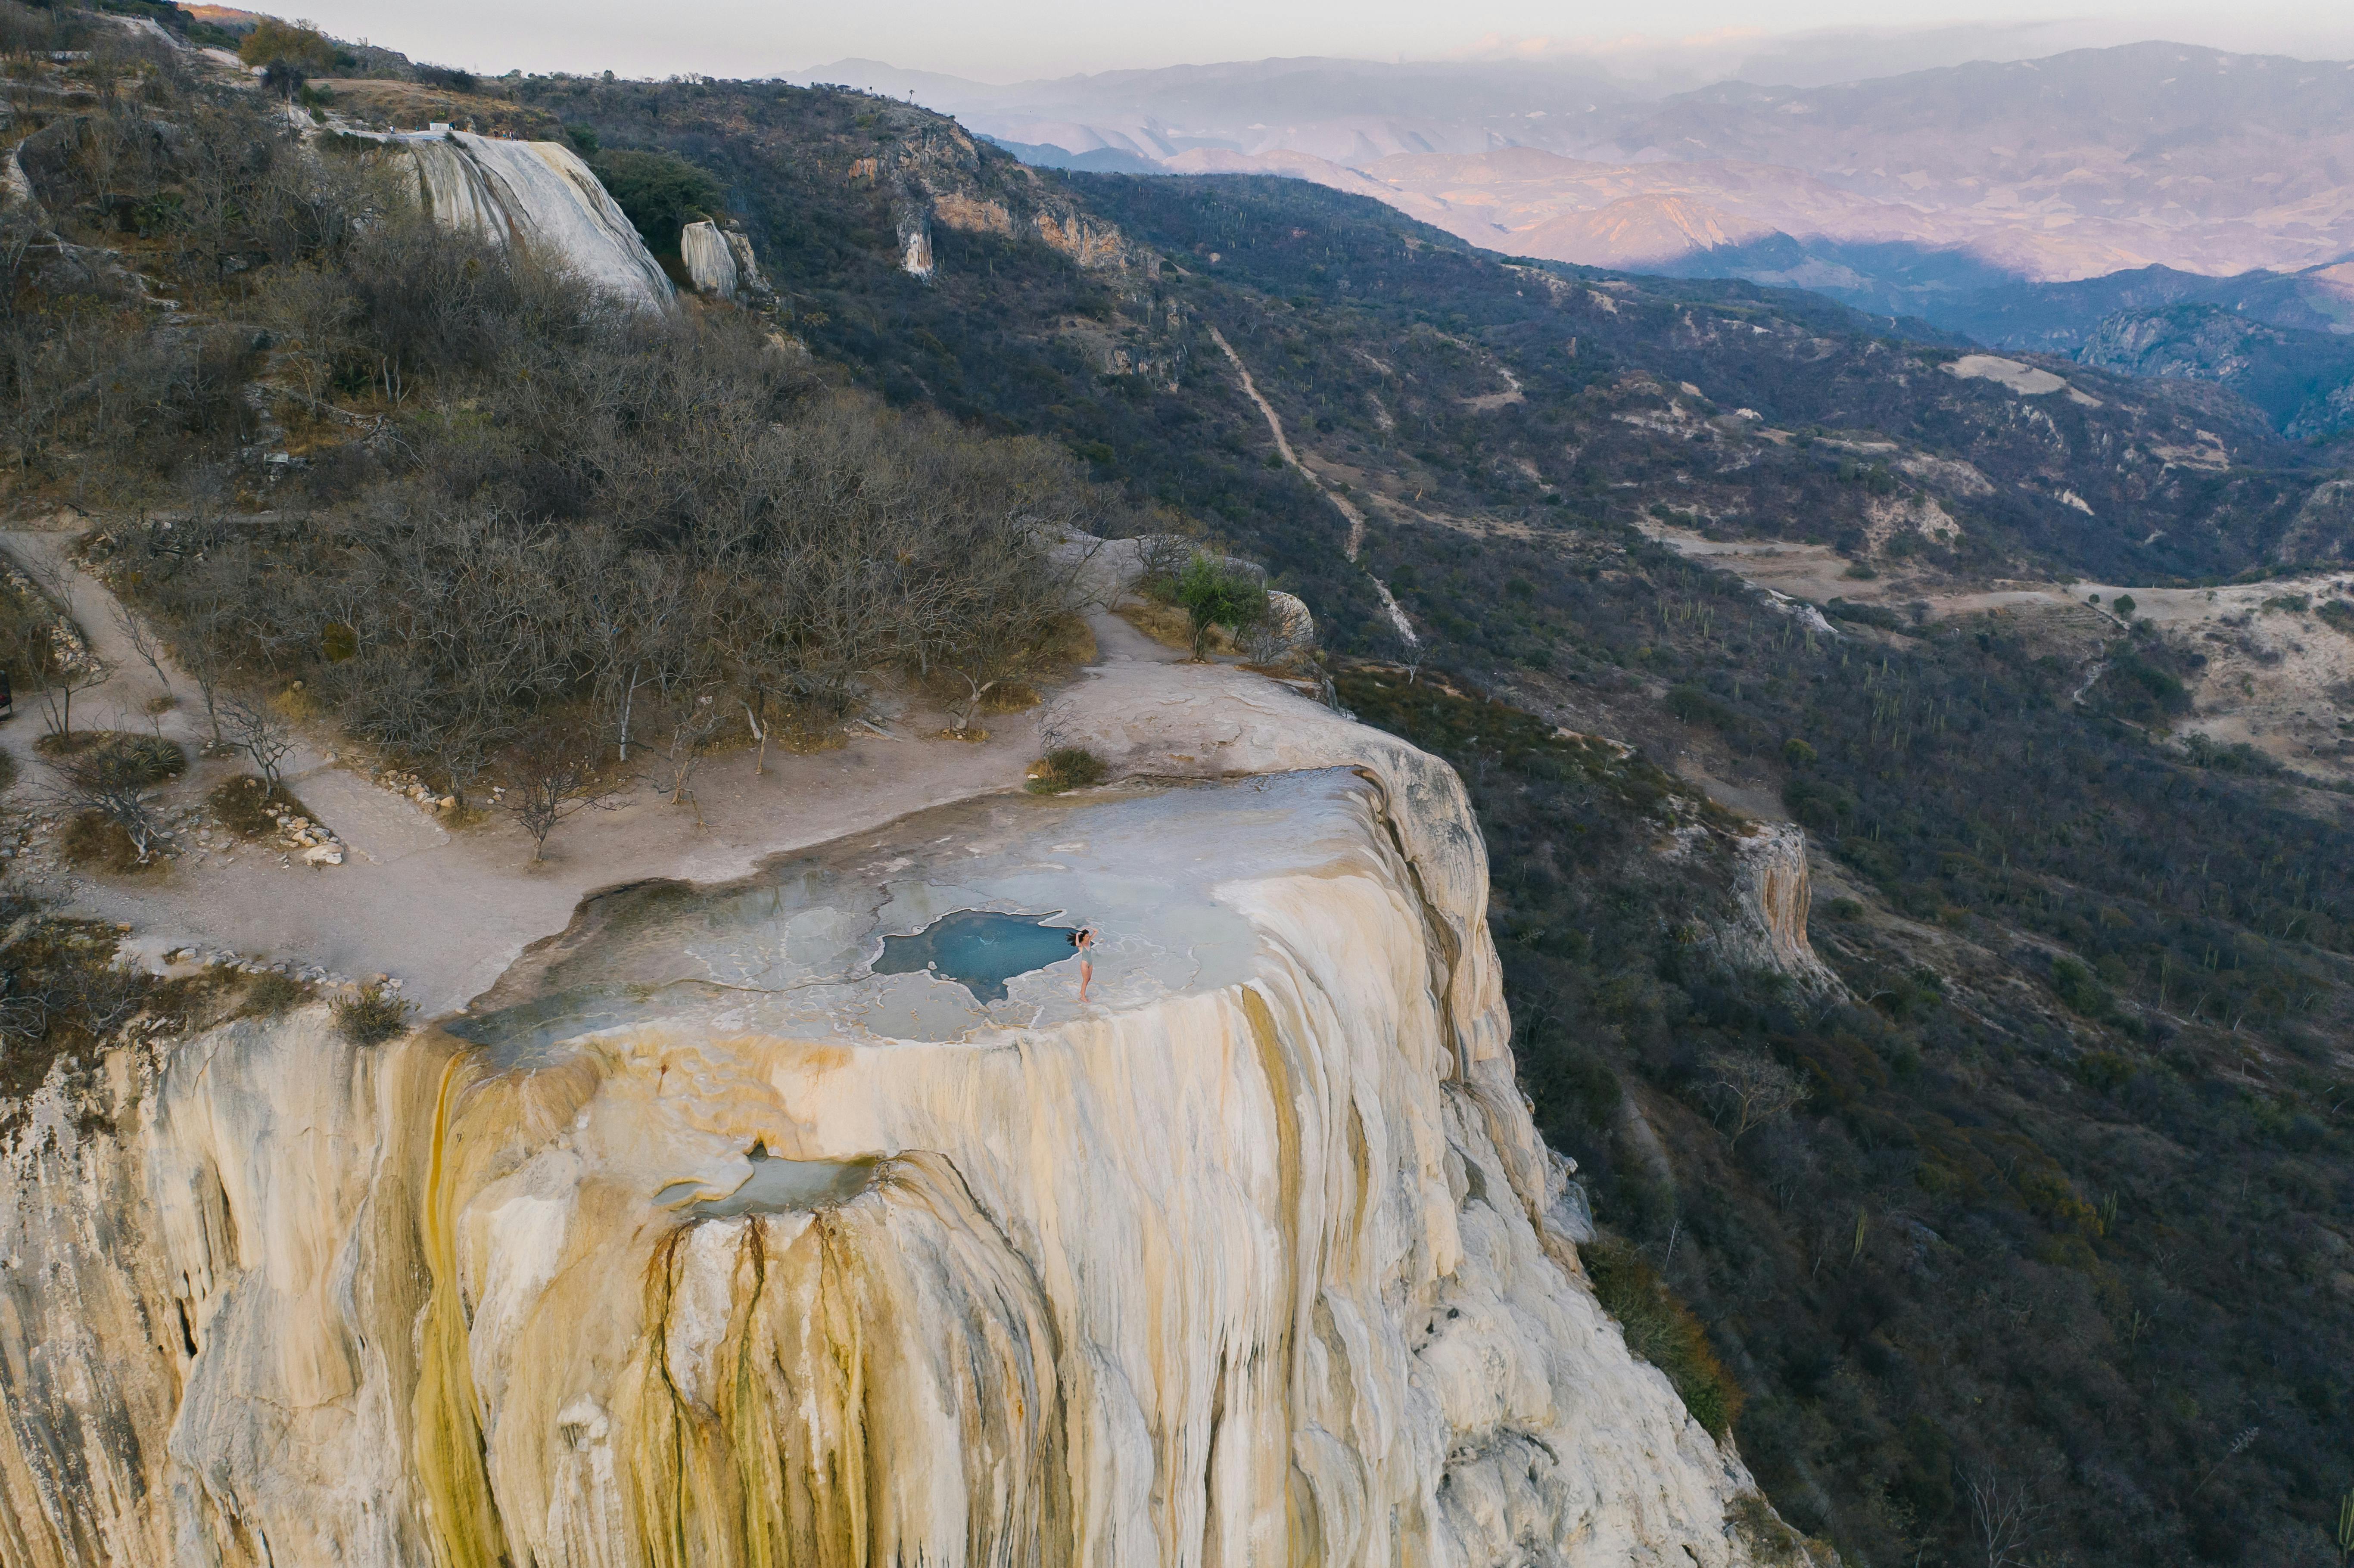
[394,131,673,311]
[0,663,1782,1568]
[1721,821,1845,996]
[680,219,739,299]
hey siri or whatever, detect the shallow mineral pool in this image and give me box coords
[872,909,1079,1003]
[444,770,1376,1062]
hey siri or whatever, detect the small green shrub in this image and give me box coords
[1825,597,1901,630]
[0,749,15,793]
[1173,555,1269,660]
[2051,955,2115,1019]
[1027,747,1107,795]
[1583,1236,1744,1437]
[1666,683,1739,731]
[333,985,413,1045]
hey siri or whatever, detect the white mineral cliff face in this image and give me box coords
[0,665,1780,1567]
[681,218,739,296]
[391,131,673,311]
[680,220,766,301]
[1717,821,1843,996]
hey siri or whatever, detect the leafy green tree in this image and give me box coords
[237,18,338,72]
[589,150,722,256]
[1174,555,1268,662]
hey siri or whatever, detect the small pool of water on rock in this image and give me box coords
[657,1147,881,1218]
[872,909,1078,1003]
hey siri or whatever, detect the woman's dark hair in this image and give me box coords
[1068,927,1090,946]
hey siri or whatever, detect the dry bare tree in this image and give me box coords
[495,722,624,863]
[220,691,294,789]
[47,736,170,862]
[6,550,104,739]
[109,596,171,695]
[1699,1048,1810,1144]
[1963,1468,2047,1568]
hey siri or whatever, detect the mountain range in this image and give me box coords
[814,44,2354,314]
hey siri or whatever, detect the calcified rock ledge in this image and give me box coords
[0,664,1778,1567]
[384,129,675,310]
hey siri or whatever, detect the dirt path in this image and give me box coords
[1207,324,1370,561]
[3,529,1214,1017]
[1201,329,1420,645]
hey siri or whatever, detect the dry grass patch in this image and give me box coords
[209,775,315,841]
[1115,598,1204,653]
[60,811,167,875]
[34,730,186,784]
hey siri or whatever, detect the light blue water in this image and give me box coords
[872,909,1080,1003]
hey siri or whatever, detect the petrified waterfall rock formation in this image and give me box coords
[0,666,1778,1566]
[681,221,768,302]
[1719,821,1844,996]
[389,129,674,311]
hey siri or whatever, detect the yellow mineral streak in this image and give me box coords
[0,668,1782,1567]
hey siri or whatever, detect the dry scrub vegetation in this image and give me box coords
[3,12,1135,805]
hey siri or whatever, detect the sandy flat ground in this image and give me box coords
[1,527,1186,1015]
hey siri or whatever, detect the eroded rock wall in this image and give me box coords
[0,667,1781,1568]
[397,131,673,311]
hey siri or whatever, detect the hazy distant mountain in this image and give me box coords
[1931,261,2354,352]
[818,43,2354,309]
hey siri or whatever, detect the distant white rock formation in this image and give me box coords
[679,219,766,301]
[386,129,673,311]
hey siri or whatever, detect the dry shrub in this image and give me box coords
[1027,747,1106,795]
[209,775,314,840]
[60,810,166,875]
[1582,1236,1744,1438]
[333,984,411,1045]
[236,971,311,1020]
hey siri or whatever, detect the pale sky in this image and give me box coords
[296,0,2354,83]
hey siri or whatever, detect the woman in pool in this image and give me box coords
[1069,926,1096,1001]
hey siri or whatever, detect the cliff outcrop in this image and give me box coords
[1716,821,1844,996]
[0,665,1782,1567]
[384,129,673,310]
[844,108,1143,280]
[680,220,767,302]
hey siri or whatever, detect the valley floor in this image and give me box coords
[1640,521,2354,787]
